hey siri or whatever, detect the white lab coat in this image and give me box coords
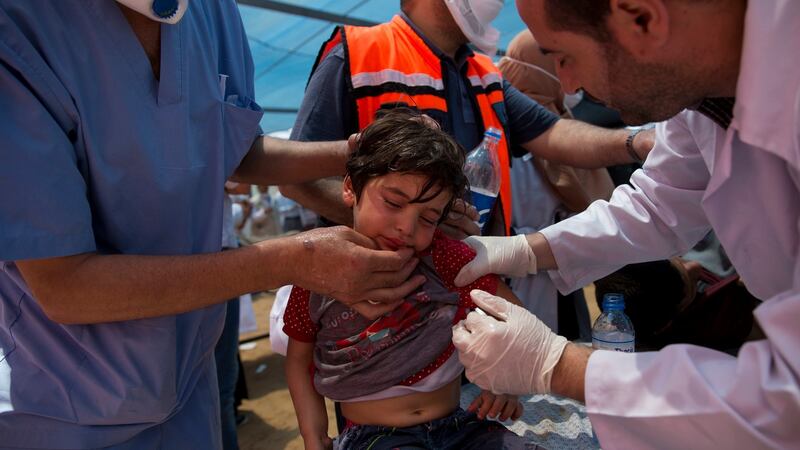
[539,1,800,448]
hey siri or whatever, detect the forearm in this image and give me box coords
[550,343,592,402]
[279,177,353,226]
[524,119,634,169]
[287,342,330,443]
[232,135,348,186]
[17,237,303,324]
[526,232,558,271]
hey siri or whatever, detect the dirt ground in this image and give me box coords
[234,287,600,450]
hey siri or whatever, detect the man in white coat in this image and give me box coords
[451,0,799,448]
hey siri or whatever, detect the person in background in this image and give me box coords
[498,30,616,213]
[497,29,614,335]
[451,0,800,448]
[285,110,530,450]
[0,1,424,448]
[215,180,251,450]
[239,186,281,244]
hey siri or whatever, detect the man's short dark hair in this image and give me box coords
[347,108,467,221]
[543,0,612,41]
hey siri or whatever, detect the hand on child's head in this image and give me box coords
[410,113,441,131]
[347,132,360,154]
[439,199,481,239]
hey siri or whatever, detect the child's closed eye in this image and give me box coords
[420,216,438,227]
[384,198,402,209]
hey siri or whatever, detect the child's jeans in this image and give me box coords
[336,407,541,449]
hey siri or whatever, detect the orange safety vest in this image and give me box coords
[311,15,513,235]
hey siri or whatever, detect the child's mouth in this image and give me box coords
[380,236,408,251]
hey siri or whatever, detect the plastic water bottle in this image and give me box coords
[592,293,635,352]
[464,127,502,233]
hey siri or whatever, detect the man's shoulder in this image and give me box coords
[307,42,346,81]
[320,43,346,62]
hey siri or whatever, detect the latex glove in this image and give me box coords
[452,290,568,395]
[454,235,537,287]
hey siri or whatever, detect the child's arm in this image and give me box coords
[466,277,526,422]
[286,338,332,450]
[468,389,524,422]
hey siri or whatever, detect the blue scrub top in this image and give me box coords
[0,1,263,447]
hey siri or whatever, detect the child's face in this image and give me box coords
[343,173,451,252]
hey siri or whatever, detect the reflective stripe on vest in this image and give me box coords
[312,15,512,235]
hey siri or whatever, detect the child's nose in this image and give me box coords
[395,214,416,237]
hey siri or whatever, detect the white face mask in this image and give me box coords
[115,0,190,24]
[444,0,503,57]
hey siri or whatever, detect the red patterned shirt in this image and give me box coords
[284,230,497,387]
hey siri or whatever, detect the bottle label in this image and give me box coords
[469,187,497,230]
[592,336,635,353]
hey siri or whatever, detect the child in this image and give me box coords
[284,109,530,450]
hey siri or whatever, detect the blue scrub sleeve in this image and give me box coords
[290,45,357,142]
[503,80,560,147]
[0,59,95,260]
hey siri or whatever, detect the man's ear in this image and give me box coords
[342,175,356,208]
[607,0,669,58]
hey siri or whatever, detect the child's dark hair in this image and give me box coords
[346,108,468,221]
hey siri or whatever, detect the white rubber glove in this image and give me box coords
[454,234,537,287]
[452,289,568,395]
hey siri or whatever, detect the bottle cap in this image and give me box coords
[601,293,625,311]
[484,127,502,141]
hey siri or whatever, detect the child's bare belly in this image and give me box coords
[340,375,462,428]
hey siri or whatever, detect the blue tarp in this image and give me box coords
[238,1,526,133]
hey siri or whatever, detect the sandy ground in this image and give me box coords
[235,287,600,450]
[236,290,336,450]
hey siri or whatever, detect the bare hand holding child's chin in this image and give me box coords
[290,226,425,319]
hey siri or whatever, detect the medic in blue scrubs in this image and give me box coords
[0,1,424,448]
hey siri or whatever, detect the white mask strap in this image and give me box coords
[499,56,580,118]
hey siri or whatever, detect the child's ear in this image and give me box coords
[342,175,356,208]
